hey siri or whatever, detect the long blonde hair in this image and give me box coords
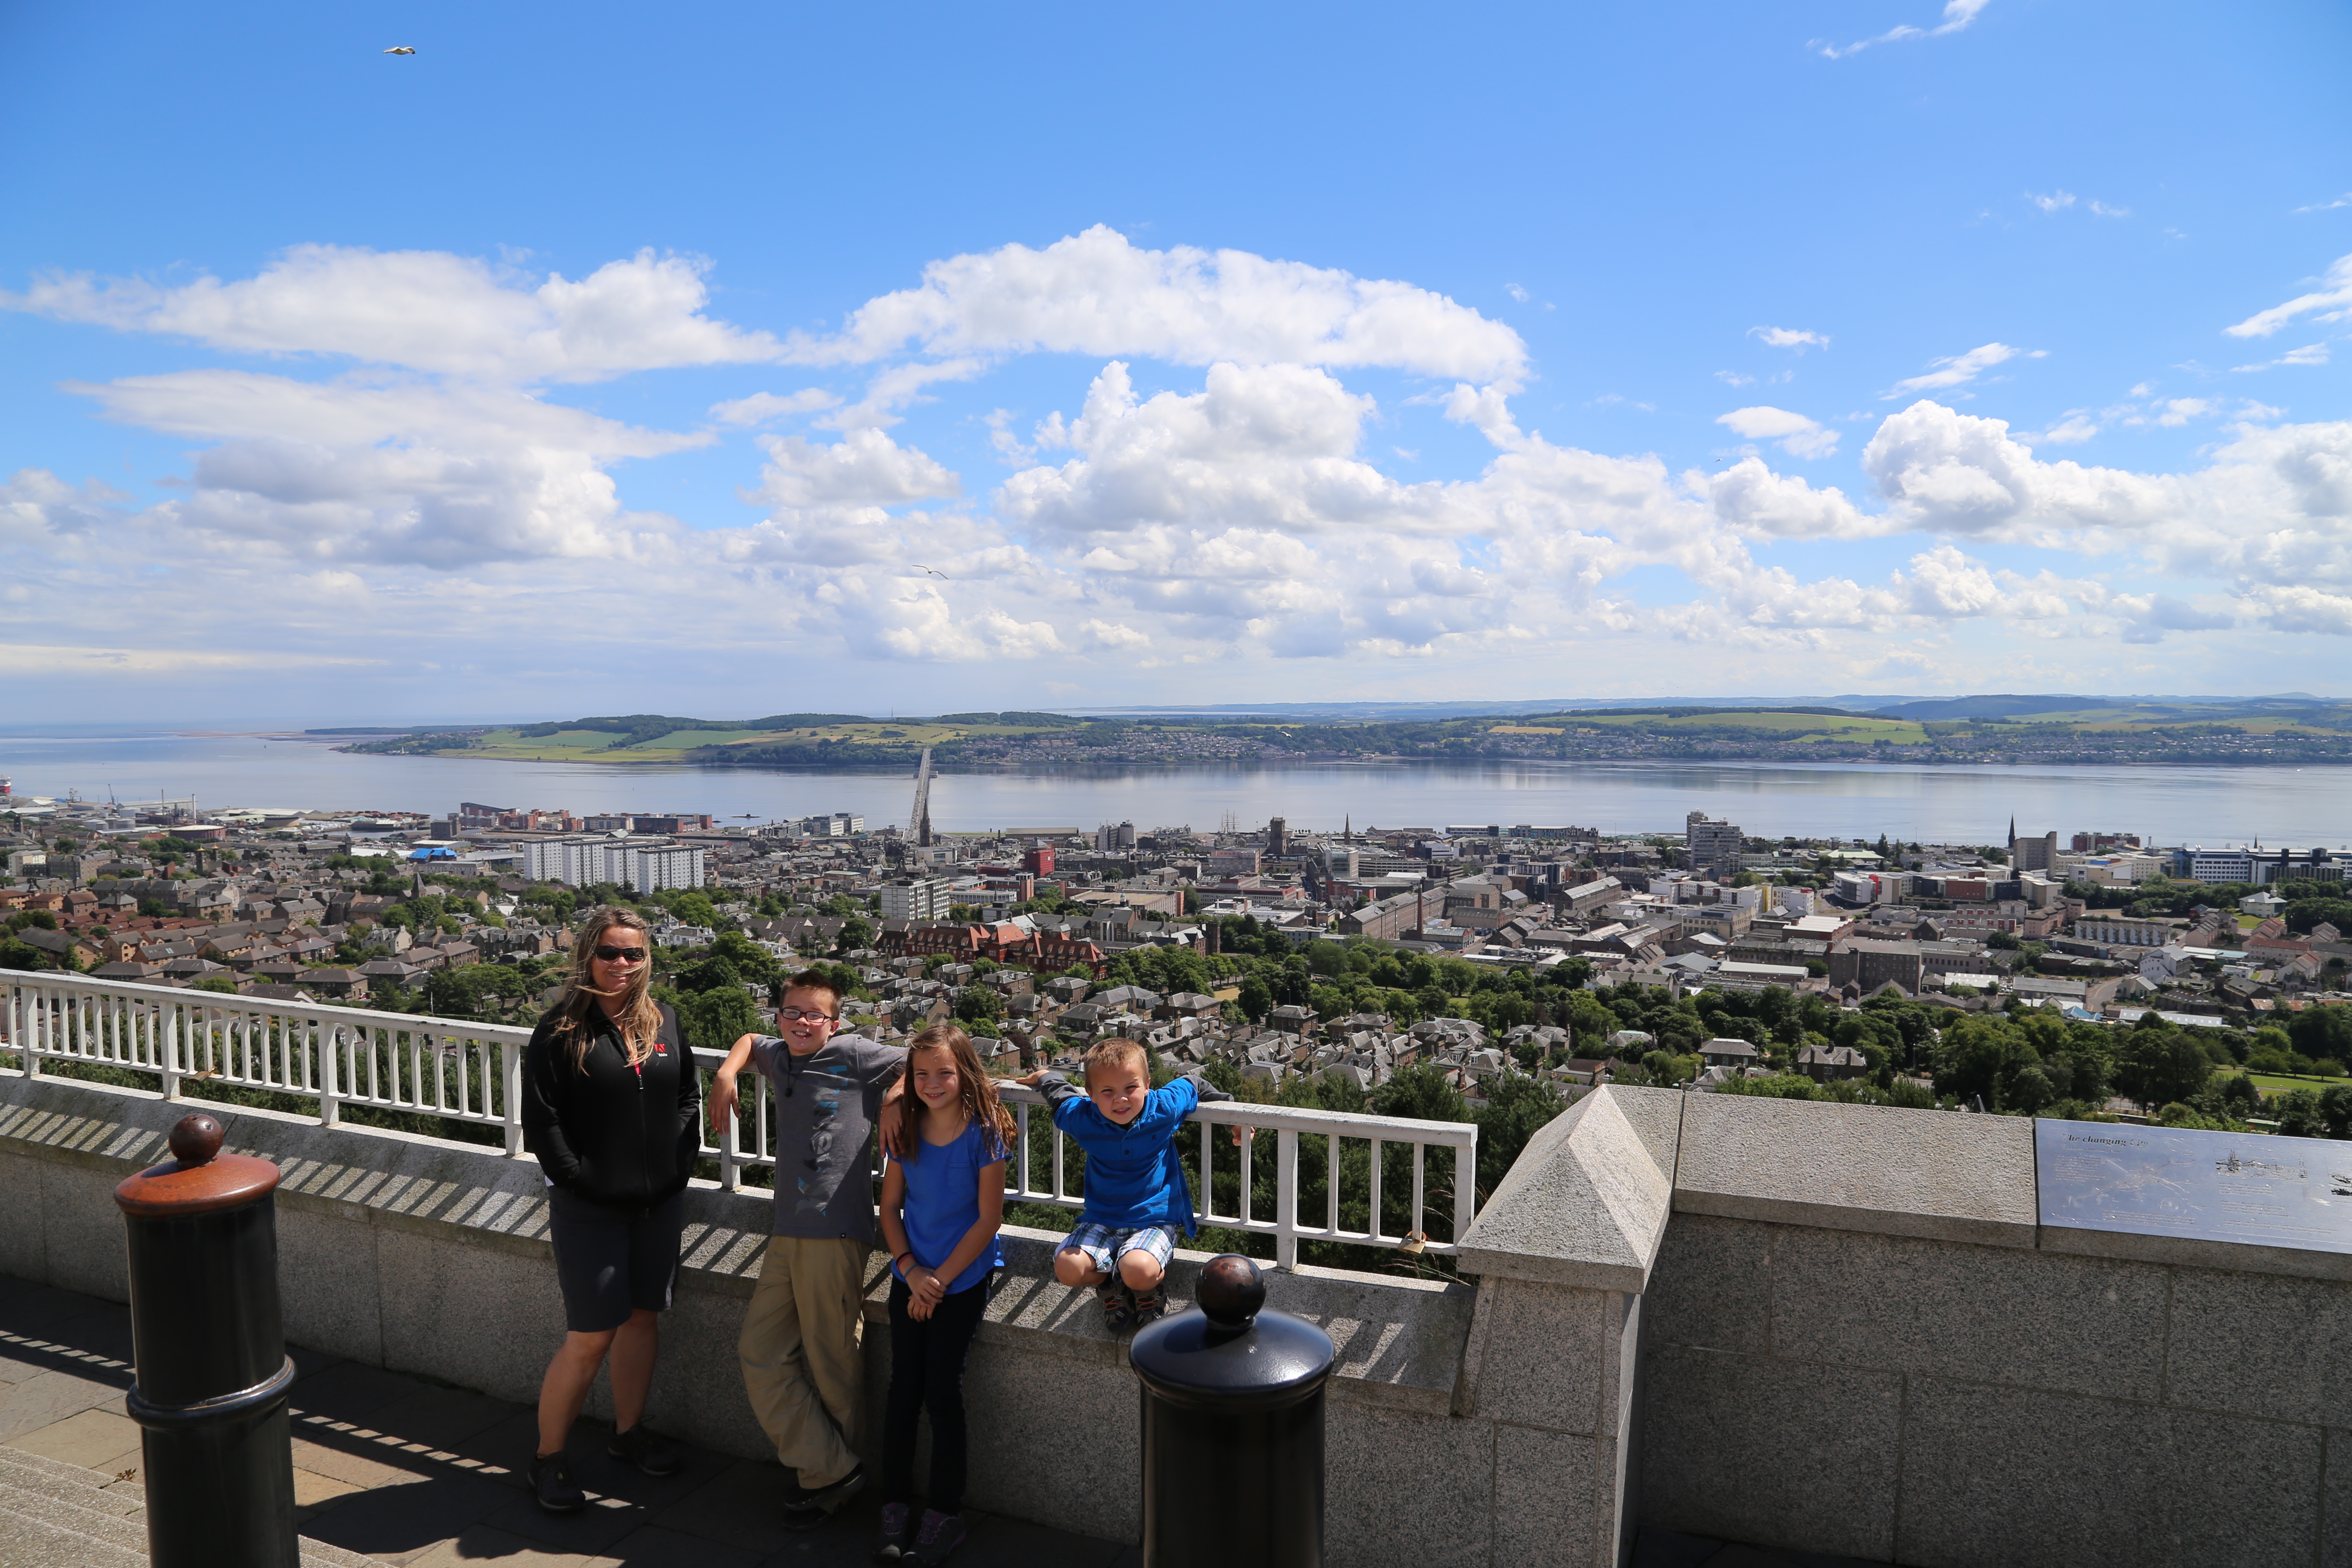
[896,1023,1018,1164]
[555,906,663,1069]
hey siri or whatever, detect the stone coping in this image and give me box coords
[1674,1093,2040,1251]
[1446,1084,2352,1291]
[0,1072,1473,1415]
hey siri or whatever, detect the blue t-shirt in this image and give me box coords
[890,1119,1008,1296]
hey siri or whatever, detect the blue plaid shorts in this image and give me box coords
[1061,1221,1176,1275]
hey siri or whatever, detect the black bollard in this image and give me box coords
[114,1112,300,1568]
[1129,1255,1335,1568]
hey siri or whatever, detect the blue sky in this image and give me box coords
[3,1,2349,721]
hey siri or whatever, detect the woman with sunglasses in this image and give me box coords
[519,905,701,1513]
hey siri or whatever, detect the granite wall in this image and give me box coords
[17,1066,2347,1568]
[1633,1094,2352,1568]
[0,1072,1518,1565]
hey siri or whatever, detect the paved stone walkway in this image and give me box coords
[2,1271,1892,1568]
[1632,1525,1888,1568]
[0,1274,1134,1567]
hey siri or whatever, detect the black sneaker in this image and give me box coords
[528,1452,585,1514]
[607,1422,679,1477]
[1099,1282,1134,1332]
[874,1499,919,1562]
[783,1463,867,1531]
[911,1508,965,1564]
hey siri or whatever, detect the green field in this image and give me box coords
[1961,699,2352,735]
[1533,711,1931,744]
[456,728,643,759]
[2243,1071,2347,1093]
[2215,1067,2347,1096]
[695,720,1063,749]
[435,718,1067,763]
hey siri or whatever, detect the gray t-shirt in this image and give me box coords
[747,1035,907,1243]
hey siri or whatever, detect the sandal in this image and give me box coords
[1131,1288,1164,1326]
[1099,1282,1135,1332]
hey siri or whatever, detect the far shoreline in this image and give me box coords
[319,744,2352,774]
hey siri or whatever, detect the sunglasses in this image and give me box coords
[592,945,647,963]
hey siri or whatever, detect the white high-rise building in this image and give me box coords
[1685,812,1744,878]
[881,876,952,922]
[523,837,705,894]
[629,845,706,894]
[522,838,605,885]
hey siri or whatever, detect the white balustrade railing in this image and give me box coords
[3,970,534,1154]
[706,1072,1479,1268]
[7,972,1478,1268]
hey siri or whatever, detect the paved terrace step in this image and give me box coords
[0,1445,381,1568]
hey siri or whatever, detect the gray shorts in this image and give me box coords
[547,1188,686,1333]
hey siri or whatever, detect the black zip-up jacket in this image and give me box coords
[521,1000,700,1211]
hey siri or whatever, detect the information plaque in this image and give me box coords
[2035,1119,2352,1254]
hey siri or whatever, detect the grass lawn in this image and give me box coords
[2230,1070,2348,1095]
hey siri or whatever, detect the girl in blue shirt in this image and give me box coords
[873,1023,1014,1565]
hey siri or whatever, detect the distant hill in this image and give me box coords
[1867,693,2334,721]
[1867,695,2110,721]
[316,693,2338,732]
[328,694,2352,770]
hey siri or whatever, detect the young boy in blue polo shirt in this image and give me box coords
[1025,1038,1232,1329]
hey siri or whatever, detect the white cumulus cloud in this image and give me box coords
[751,429,960,512]
[3,245,785,383]
[1715,406,1840,459]
[20,226,2352,714]
[63,370,703,567]
[783,225,1529,390]
[1862,401,2352,605]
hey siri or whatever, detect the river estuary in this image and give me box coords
[0,726,2344,847]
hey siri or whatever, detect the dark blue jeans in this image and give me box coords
[882,1274,989,1514]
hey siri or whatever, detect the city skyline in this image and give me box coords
[4,3,2350,722]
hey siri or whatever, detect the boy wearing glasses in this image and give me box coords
[709,969,907,1530]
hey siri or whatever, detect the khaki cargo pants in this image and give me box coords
[738,1235,870,1488]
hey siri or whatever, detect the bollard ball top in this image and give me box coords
[167,1114,224,1167]
[1196,1253,1265,1328]
[117,1114,276,1219]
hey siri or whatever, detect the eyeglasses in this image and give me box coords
[593,945,647,963]
[776,1008,838,1024]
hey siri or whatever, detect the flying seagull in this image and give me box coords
[910,564,948,579]
[383,45,416,54]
